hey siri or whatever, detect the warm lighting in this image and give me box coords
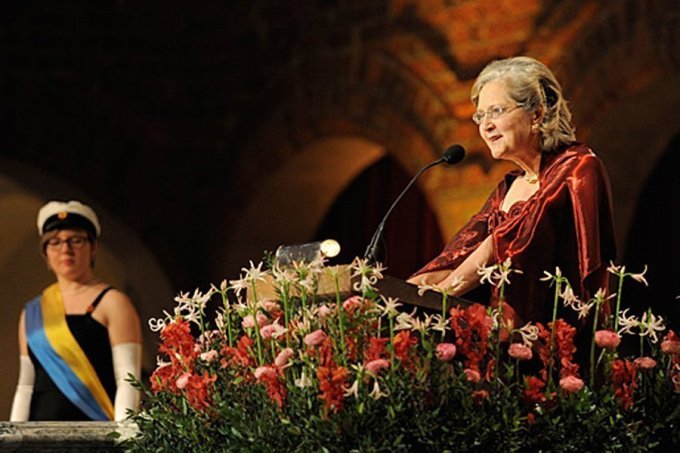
[275,239,341,265]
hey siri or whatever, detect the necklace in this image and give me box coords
[524,172,539,184]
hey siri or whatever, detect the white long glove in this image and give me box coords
[112,342,142,421]
[10,355,35,421]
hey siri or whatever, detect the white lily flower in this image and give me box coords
[540,267,563,282]
[617,308,640,336]
[228,275,250,298]
[394,309,417,331]
[243,261,268,282]
[368,380,390,400]
[272,264,295,286]
[148,317,167,332]
[411,313,433,334]
[607,261,625,275]
[155,356,171,368]
[574,300,596,320]
[496,258,521,286]
[294,371,313,388]
[343,379,360,399]
[214,311,227,331]
[630,265,649,286]
[380,296,402,318]
[515,322,539,347]
[430,314,449,335]
[639,311,665,343]
[416,283,440,297]
[560,285,580,310]
[477,262,497,286]
[350,257,385,293]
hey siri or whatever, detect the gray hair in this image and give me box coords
[471,56,576,152]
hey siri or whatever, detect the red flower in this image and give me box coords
[393,330,419,371]
[611,359,636,410]
[159,318,198,366]
[183,371,217,412]
[535,320,580,380]
[151,364,178,394]
[317,365,348,416]
[523,376,547,404]
[255,365,286,409]
[449,304,493,372]
[364,336,390,362]
[221,335,257,370]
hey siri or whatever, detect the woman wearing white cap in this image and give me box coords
[10,200,142,422]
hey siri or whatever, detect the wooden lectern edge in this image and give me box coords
[249,265,472,314]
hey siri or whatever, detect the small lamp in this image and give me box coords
[275,239,341,266]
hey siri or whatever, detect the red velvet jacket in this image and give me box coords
[414,143,617,325]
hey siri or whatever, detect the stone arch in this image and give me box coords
[0,160,175,418]
[219,42,500,275]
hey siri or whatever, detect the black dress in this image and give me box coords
[27,288,117,421]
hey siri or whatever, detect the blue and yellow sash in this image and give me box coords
[25,283,114,421]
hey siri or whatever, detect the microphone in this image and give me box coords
[363,144,466,263]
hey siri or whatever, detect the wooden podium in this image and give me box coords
[250,264,471,313]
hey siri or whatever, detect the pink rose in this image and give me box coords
[559,375,585,394]
[508,343,533,361]
[254,366,277,381]
[260,322,285,340]
[464,368,481,383]
[343,296,363,313]
[661,340,680,355]
[200,350,219,363]
[595,330,621,350]
[303,329,327,347]
[176,372,191,390]
[633,356,657,370]
[262,300,280,314]
[242,313,269,329]
[365,359,390,376]
[275,348,295,368]
[317,305,333,318]
[435,343,457,361]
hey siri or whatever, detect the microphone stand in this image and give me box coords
[363,157,446,263]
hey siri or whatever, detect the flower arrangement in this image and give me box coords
[124,257,680,452]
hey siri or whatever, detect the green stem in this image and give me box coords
[249,279,264,365]
[589,301,600,388]
[280,283,291,349]
[495,281,506,389]
[546,278,562,394]
[613,273,625,331]
[334,274,347,367]
[441,292,448,342]
[639,334,644,358]
[221,291,234,348]
[389,316,395,371]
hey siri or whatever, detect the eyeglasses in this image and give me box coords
[472,104,524,125]
[46,236,90,249]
